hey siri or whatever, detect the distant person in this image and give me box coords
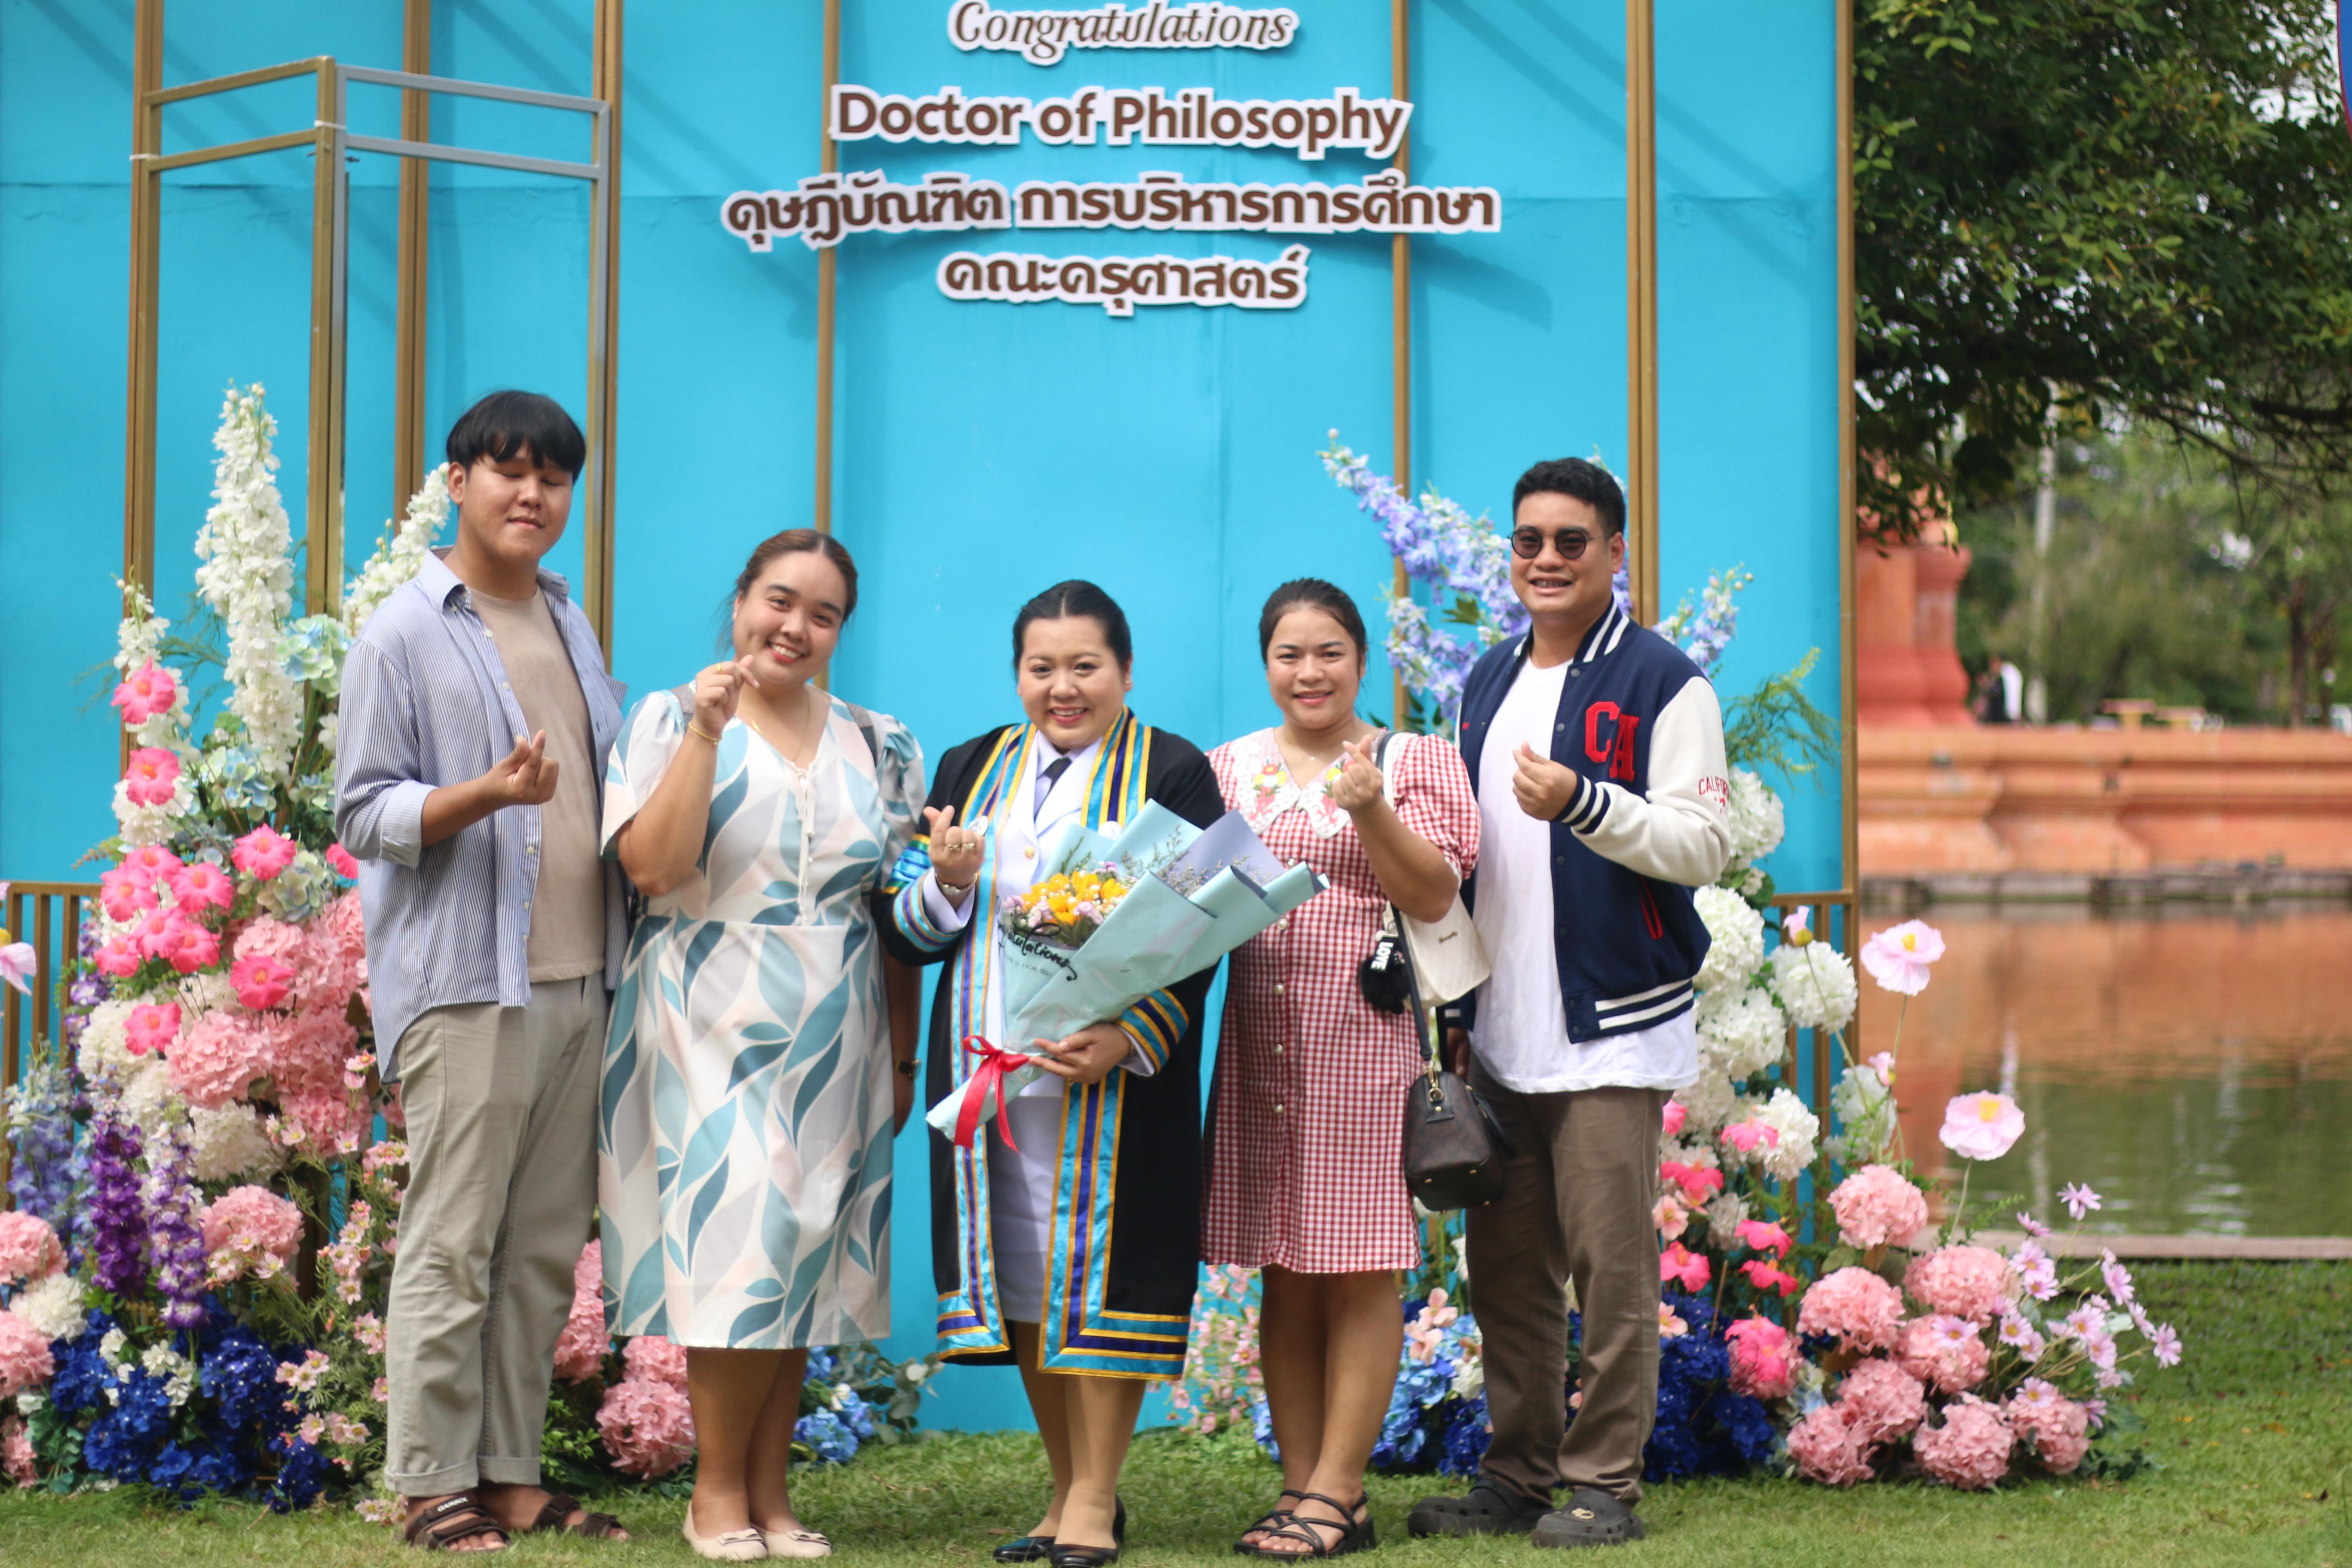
[337,391,631,1550]
[1997,657,2025,726]
[1409,458,1730,1551]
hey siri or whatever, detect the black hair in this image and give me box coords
[720,529,858,647]
[445,389,588,478]
[1511,457,1626,537]
[1257,577,1368,662]
[1012,579,1132,670]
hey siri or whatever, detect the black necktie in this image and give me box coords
[1035,755,1071,814]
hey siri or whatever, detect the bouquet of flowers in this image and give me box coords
[928,803,1322,1147]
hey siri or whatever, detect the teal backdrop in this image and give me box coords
[0,0,1844,1434]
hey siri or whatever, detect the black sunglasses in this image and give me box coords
[1510,526,1597,560]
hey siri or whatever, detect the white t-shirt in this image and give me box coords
[1470,655,1699,1095]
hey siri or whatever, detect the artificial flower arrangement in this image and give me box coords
[0,386,937,1510]
[1162,440,2182,1490]
[1003,865,1134,946]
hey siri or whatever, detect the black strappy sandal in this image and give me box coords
[1233,1490,1305,1555]
[523,1492,628,1540]
[1248,1491,1373,1560]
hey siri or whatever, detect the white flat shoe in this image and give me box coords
[683,1509,768,1561]
[761,1527,833,1559]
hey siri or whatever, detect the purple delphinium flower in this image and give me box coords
[87,1105,150,1297]
[145,1121,208,1329]
[3,1057,84,1228]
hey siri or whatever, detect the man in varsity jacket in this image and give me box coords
[1409,458,1730,1550]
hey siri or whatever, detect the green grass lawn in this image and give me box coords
[6,1262,2349,1568]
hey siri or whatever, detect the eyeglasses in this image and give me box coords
[1510,526,1596,560]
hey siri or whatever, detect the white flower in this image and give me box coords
[1754,1087,1820,1182]
[189,1100,283,1183]
[1771,940,1859,1033]
[14,1273,89,1342]
[1696,984,1787,1082]
[118,1058,186,1144]
[141,1344,197,1408]
[1827,1060,1898,1165]
[112,772,196,847]
[177,971,238,1017]
[192,385,302,780]
[79,999,138,1080]
[1673,1072,1741,1138]
[1449,1357,1485,1400]
[344,466,453,635]
[1705,1190,1752,1250]
[1724,769,1785,868]
[1693,885,1766,992]
[99,1328,129,1369]
[111,581,192,750]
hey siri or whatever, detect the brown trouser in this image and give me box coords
[1464,1067,1665,1505]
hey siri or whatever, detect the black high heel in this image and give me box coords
[1046,1498,1126,1568]
[994,1537,1055,1564]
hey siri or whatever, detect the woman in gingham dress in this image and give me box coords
[1204,580,1480,1559]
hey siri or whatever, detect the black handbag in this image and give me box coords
[1395,927,1515,1211]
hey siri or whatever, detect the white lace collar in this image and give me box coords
[1232,727,1354,839]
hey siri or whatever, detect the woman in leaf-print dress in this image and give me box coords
[600,530,925,1562]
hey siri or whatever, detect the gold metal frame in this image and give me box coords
[1625,0,1659,622]
[1390,0,1413,728]
[121,25,619,639]
[815,0,843,539]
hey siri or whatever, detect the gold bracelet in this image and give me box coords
[688,720,722,746]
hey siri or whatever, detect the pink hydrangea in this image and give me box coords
[1831,1356,1928,1444]
[1827,1164,1931,1252]
[125,1002,181,1058]
[1,1410,33,1488]
[111,661,181,726]
[1940,1091,2026,1162]
[623,1335,690,1391]
[234,915,309,967]
[597,1375,696,1477]
[1660,1242,1711,1292]
[231,954,296,1012]
[0,1312,55,1399]
[1786,1403,1874,1486]
[326,843,362,880]
[1914,1395,2013,1489]
[168,861,235,915]
[1896,1314,1993,1395]
[122,747,182,807]
[200,1185,305,1283]
[2005,1380,2092,1474]
[1796,1267,1905,1352]
[554,1240,611,1384]
[1903,1245,2019,1323]
[1724,1315,1796,1400]
[166,1008,274,1108]
[232,825,299,881]
[0,1214,65,1285]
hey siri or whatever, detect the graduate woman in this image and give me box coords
[879,581,1224,1568]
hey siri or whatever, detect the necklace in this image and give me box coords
[745,682,822,767]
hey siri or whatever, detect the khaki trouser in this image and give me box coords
[384,976,604,1495]
[1463,1067,1666,1505]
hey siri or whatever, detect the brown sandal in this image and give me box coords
[405,1493,509,1552]
[526,1492,628,1539]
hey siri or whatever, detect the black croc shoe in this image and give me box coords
[1531,1488,1644,1550]
[1406,1481,1552,1538]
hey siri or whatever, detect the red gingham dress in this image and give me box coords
[1201,729,1482,1273]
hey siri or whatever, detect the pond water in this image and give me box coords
[1870,903,2352,1237]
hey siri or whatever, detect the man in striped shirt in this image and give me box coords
[336,391,631,1550]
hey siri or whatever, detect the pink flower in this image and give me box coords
[0,1214,65,1284]
[1740,1259,1802,1297]
[122,747,182,807]
[1653,1192,1689,1243]
[326,843,362,880]
[94,935,143,977]
[2005,1380,2091,1474]
[1660,1242,1711,1293]
[1721,1118,1780,1155]
[1724,1316,1796,1400]
[2149,1323,2182,1367]
[622,1335,691,1391]
[165,1008,274,1107]
[0,1313,55,1400]
[1735,1219,1794,1258]
[1997,1313,2048,1360]
[1659,1100,1687,1138]
[2015,1211,2052,1239]
[1787,1404,1874,1485]
[168,861,235,915]
[2060,1182,2102,1220]
[1861,919,1945,995]
[1659,1160,1724,1205]
[1828,1164,1931,1252]
[125,1002,181,1057]
[150,913,221,975]
[110,661,181,726]
[1,1411,34,1489]
[1939,1091,2025,1162]
[1658,1302,1689,1338]
[1832,1356,1928,1444]
[121,844,183,882]
[0,944,30,998]
[1782,905,1813,943]
[200,1185,305,1283]
[1896,1313,1992,1394]
[597,1376,696,1477]
[1903,1245,2019,1323]
[231,954,297,1012]
[1797,1267,1905,1352]
[232,825,299,881]
[1914,1395,2013,1489]
[99,867,160,923]
[554,1240,611,1384]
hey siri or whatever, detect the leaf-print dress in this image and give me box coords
[598,689,924,1348]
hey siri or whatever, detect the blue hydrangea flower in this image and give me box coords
[795,1410,859,1465]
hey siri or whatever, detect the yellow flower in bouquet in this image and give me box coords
[1005,866,1132,946]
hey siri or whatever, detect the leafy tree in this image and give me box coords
[1856,1,2352,535]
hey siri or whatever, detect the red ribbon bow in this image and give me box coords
[955,1035,1035,1151]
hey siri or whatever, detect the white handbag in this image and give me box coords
[1377,732,1491,1008]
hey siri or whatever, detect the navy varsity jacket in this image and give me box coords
[1449,601,1732,1042]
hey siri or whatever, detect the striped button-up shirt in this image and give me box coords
[334,551,629,1079]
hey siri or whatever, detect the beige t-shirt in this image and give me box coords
[472,588,607,983]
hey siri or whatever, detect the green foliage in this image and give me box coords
[1723,649,1841,786]
[1857,0,2352,534]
